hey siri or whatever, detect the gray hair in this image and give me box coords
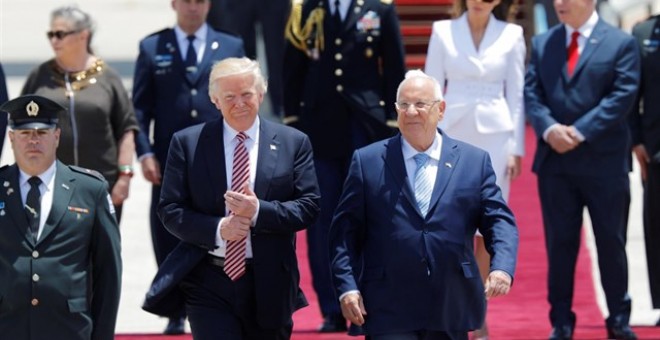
[208,57,268,96]
[396,69,443,101]
[51,6,95,53]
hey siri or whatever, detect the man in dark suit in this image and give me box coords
[132,0,244,333]
[207,0,289,117]
[283,0,406,331]
[0,95,121,340]
[0,62,8,158]
[329,70,519,340]
[630,14,660,321]
[524,0,640,338]
[142,57,320,339]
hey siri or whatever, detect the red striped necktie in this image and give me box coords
[224,132,249,281]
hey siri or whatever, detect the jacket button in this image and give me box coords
[379,100,385,106]
[335,38,342,46]
[191,109,198,118]
[32,250,39,258]
[31,299,39,306]
[335,69,343,77]
[336,85,344,92]
[191,89,198,96]
[335,53,342,61]
[367,36,373,43]
[32,274,40,282]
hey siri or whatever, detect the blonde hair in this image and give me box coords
[208,57,267,97]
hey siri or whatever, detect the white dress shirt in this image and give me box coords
[19,161,56,240]
[174,23,208,65]
[210,117,261,259]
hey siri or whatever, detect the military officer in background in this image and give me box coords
[283,0,406,332]
[0,95,122,340]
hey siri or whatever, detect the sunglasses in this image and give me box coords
[46,30,79,40]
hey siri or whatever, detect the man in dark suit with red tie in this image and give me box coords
[142,57,320,340]
[524,0,640,338]
[132,0,245,333]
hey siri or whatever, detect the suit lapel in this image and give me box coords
[161,30,190,84]
[571,21,607,80]
[453,14,478,58]
[254,120,279,198]
[203,120,228,205]
[428,133,460,216]
[0,165,33,244]
[39,161,75,244]
[383,135,419,215]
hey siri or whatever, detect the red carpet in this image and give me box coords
[116,126,660,339]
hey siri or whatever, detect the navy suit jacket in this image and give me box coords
[329,131,519,335]
[132,27,245,166]
[525,20,640,176]
[0,62,8,158]
[143,118,320,329]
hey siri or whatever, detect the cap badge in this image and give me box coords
[26,101,39,117]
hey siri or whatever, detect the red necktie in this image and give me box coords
[567,31,580,77]
[224,132,249,281]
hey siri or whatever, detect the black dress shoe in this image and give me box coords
[318,314,347,333]
[549,325,573,340]
[164,317,185,335]
[606,325,637,340]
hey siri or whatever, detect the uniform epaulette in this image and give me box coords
[380,0,393,4]
[69,165,105,181]
[146,28,170,38]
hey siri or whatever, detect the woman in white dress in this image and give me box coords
[425,0,525,338]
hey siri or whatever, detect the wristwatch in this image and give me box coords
[118,165,134,178]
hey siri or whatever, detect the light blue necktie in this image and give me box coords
[414,153,432,216]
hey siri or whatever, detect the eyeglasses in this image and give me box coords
[395,100,440,111]
[46,30,79,40]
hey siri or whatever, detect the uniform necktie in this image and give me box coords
[567,31,580,77]
[225,132,249,281]
[333,0,342,26]
[185,35,197,73]
[413,153,432,216]
[25,176,42,241]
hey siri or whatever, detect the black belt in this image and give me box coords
[206,255,253,268]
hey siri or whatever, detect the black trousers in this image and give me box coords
[180,259,293,340]
[371,330,467,340]
[643,163,660,308]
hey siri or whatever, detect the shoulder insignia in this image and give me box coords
[380,0,393,4]
[146,28,170,38]
[69,165,105,181]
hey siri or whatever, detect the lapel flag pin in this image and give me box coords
[445,162,452,168]
[62,183,70,190]
[211,41,219,50]
[270,144,277,151]
[3,181,9,187]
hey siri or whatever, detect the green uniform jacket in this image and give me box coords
[0,161,122,340]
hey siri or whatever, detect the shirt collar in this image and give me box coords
[565,11,599,40]
[174,23,208,44]
[19,161,57,189]
[401,131,442,162]
[223,117,261,145]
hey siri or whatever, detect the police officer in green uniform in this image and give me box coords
[0,95,122,340]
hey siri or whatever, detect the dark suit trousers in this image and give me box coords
[308,119,370,317]
[180,260,293,340]
[538,173,632,327]
[644,163,660,308]
[371,330,467,340]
